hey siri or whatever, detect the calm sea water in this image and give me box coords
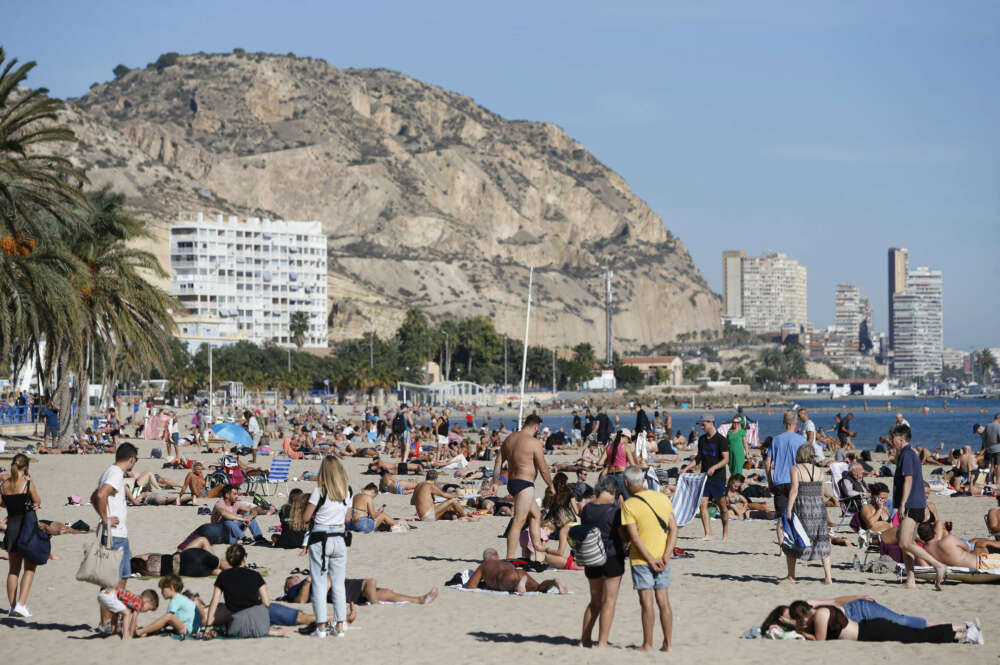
[429,397,1000,453]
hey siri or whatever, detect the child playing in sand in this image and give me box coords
[136,576,197,637]
[111,587,158,639]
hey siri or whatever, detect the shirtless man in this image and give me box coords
[915,522,1000,569]
[175,462,214,505]
[283,574,437,606]
[491,414,552,559]
[464,548,567,596]
[410,470,466,521]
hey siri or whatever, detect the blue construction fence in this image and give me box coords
[0,404,78,426]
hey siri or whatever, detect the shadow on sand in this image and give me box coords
[468,631,580,647]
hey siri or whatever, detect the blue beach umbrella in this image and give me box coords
[210,422,253,447]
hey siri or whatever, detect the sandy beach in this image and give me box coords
[1,426,996,665]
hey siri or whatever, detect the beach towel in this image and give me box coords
[673,473,707,528]
[780,513,813,551]
[643,467,660,492]
[900,563,1000,584]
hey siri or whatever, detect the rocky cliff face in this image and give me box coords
[57,52,720,349]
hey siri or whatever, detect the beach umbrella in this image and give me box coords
[210,422,252,447]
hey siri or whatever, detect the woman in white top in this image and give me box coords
[302,455,351,638]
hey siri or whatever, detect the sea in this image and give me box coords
[421,397,1000,453]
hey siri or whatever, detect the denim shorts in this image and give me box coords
[349,517,376,533]
[112,537,132,579]
[268,602,299,626]
[631,562,670,590]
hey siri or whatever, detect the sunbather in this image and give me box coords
[411,470,466,521]
[349,483,397,532]
[465,548,567,595]
[282,574,437,606]
[379,470,419,495]
[915,522,1000,571]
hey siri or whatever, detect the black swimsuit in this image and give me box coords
[508,478,533,496]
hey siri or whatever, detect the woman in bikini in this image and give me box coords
[858,483,898,544]
[597,431,638,498]
[725,474,774,519]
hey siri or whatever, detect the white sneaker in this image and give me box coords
[312,628,328,639]
[11,604,30,618]
[95,623,113,635]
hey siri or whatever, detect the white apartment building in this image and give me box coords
[827,283,874,371]
[721,250,745,320]
[170,213,328,350]
[741,252,808,334]
[891,266,943,379]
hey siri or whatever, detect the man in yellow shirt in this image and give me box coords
[621,465,677,652]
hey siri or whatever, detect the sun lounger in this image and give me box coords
[898,563,1000,584]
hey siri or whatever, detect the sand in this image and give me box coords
[1,430,996,664]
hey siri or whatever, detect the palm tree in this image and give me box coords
[54,188,177,445]
[977,348,997,385]
[289,311,310,349]
[0,48,88,369]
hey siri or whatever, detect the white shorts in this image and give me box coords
[572,429,582,441]
[97,589,127,614]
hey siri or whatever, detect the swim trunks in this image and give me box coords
[421,509,436,521]
[507,478,533,496]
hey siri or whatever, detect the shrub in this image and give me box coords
[154,52,180,71]
[113,64,130,79]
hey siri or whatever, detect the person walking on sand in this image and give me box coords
[1,454,42,617]
[680,415,729,541]
[766,411,803,553]
[621,466,677,652]
[780,444,833,585]
[492,414,553,559]
[92,442,139,634]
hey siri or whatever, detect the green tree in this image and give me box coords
[289,311,309,349]
[976,348,996,384]
[613,364,644,389]
[572,342,596,366]
[683,363,705,381]
[112,64,130,79]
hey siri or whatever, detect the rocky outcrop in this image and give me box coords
[57,51,721,349]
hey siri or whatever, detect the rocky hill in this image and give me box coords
[55,51,721,349]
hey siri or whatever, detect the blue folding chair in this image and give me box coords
[247,457,292,496]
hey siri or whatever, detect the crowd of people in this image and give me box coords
[1,398,997,650]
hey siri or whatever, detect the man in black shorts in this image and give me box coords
[892,424,946,589]
[681,415,729,541]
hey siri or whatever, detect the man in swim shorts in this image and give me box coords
[491,414,552,559]
[410,470,466,520]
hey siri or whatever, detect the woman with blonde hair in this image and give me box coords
[301,455,351,638]
[780,443,833,585]
[1,453,42,617]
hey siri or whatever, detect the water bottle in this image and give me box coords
[853,553,861,571]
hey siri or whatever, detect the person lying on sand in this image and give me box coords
[465,548,567,595]
[282,574,437,607]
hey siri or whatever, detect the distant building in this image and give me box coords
[826,284,874,371]
[721,250,746,321]
[891,265,943,379]
[941,348,968,372]
[740,252,808,334]
[621,356,683,386]
[170,213,328,350]
[887,247,908,354]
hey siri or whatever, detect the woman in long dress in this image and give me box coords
[781,443,833,584]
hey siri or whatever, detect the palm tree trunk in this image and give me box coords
[53,346,74,449]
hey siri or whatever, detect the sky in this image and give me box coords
[6,0,999,349]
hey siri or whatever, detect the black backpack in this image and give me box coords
[391,412,406,435]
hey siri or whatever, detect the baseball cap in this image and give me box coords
[619,428,632,438]
[699,414,715,423]
[972,423,981,433]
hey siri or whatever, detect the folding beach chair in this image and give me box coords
[246,456,291,496]
[828,462,860,529]
[673,473,707,528]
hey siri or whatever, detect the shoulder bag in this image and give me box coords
[15,482,51,566]
[75,521,123,588]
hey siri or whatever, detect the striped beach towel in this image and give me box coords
[673,473,707,527]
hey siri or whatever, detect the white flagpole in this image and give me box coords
[209,344,214,424]
[517,267,533,430]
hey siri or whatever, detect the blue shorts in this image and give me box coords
[703,477,726,500]
[112,537,132,579]
[268,602,299,626]
[631,562,670,590]
[349,517,376,533]
[44,423,59,438]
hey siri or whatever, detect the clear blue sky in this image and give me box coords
[6,1,999,349]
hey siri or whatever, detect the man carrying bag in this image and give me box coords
[86,442,138,635]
